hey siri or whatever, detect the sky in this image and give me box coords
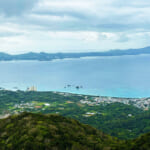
[0,0,150,54]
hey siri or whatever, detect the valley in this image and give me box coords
[1,90,150,139]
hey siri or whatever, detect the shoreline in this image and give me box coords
[0,90,149,112]
[0,89,149,99]
[0,53,150,63]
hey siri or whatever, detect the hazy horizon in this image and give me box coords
[1,46,150,55]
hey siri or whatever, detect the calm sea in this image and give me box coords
[1,54,150,98]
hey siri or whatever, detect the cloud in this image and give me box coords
[0,0,150,53]
[0,0,38,16]
[47,31,100,42]
[23,0,150,32]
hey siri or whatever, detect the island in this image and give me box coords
[0,46,150,61]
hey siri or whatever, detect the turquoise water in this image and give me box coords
[1,55,150,98]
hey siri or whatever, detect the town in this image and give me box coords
[80,96,150,110]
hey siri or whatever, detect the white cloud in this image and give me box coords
[35,0,93,12]
[0,0,150,53]
[29,14,78,22]
[48,31,99,41]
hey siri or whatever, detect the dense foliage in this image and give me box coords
[130,132,150,150]
[0,90,150,140]
[0,112,123,150]
[70,103,150,139]
[0,112,150,150]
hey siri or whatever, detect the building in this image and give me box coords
[27,86,37,92]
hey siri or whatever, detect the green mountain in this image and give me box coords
[1,112,150,150]
[1,90,150,140]
[0,112,124,150]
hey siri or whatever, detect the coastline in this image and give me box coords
[0,90,149,111]
[0,53,150,63]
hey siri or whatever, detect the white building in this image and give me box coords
[27,86,37,92]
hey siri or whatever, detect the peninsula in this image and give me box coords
[1,46,150,61]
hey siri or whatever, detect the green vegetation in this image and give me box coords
[130,132,150,150]
[0,112,123,150]
[0,90,150,140]
[0,112,150,150]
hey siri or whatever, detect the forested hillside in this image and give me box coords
[0,113,123,150]
[0,90,150,140]
[0,112,150,150]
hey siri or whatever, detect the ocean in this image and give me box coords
[1,54,150,98]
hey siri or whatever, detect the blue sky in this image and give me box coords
[0,0,150,54]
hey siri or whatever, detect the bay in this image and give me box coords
[0,54,150,98]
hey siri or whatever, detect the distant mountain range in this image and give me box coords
[1,46,150,61]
